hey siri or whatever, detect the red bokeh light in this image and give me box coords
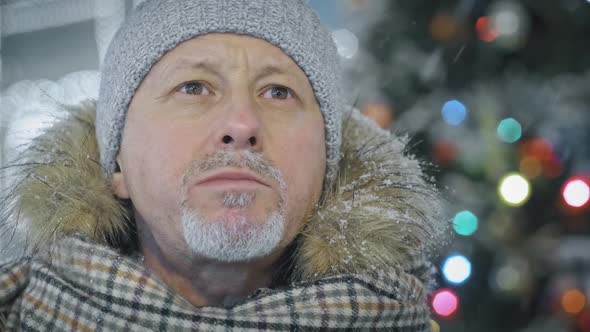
[432,140,458,166]
[578,310,590,332]
[518,139,563,179]
[432,289,459,317]
[476,17,498,42]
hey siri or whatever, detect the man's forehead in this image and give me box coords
[154,34,303,76]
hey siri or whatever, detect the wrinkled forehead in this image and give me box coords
[144,33,313,87]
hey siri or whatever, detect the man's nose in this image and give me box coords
[216,95,262,152]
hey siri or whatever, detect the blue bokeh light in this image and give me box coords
[441,100,467,125]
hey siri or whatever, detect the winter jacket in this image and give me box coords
[0,102,447,331]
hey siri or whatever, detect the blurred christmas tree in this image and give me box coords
[336,0,590,331]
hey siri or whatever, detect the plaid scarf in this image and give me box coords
[1,237,432,331]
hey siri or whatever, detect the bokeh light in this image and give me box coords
[350,0,369,8]
[562,178,590,208]
[443,254,472,284]
[432,289,459,317]
[498,173,531,206]
[542,157,563,178]
[497,118,522,143]
[490,256,532,296]
[453,210,478,236]
[332,28,359,59]
[432,140,458,166]
[441,100,467,125]
[361,102,394,129]
[519,139,563,178]
[476,16,498,42]
[488,1,530,50]
[519,156,542,179]
[519,139,552,161]
[578,310,590,332]
[431,320,441,332]
[493,264,521,293]
[562,289,586,315]
[430,14,459,42]
[493,8,520,36]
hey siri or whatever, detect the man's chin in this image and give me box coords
[196,206,275,225]
[181,208,286,262]
[206,214,266,234]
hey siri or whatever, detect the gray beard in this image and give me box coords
[181,192,285,262]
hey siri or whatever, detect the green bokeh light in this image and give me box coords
[497,118,522,143]
[453,210,478,236]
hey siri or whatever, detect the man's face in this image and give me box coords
[113,33,326,263]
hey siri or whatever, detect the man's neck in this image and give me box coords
[145,250,275,307]
[138,226,279,307]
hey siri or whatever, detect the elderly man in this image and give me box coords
[0,0,446,330]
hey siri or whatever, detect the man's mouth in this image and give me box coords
[195,170,270,189]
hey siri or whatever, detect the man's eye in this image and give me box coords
[263,86,293,100]
[178,82,210,95]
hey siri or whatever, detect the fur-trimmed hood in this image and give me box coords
[1,101,447,284]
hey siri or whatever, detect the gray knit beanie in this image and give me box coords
[97,0,342,181]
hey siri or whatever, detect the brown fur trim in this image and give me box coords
[1,103,448,280]
[1,101,129,255]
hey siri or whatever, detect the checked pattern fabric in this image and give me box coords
[0,237,431,331]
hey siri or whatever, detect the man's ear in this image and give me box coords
[111,157,130,199]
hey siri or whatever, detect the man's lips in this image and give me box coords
[194,171,270,188]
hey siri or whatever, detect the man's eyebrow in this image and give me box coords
[254,64,300,83]
[160,57,223,79]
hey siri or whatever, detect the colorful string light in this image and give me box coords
[453,210,478,236]
[432,289,459,317]
[498,173,531,206]
[442,254,472,284]
[562,289,586,315]
[476,16,498,42]
[497,118,522,143]
[441,100,467,125]
[519,139,563,178]
[332,28,359,59]
[562,178,590,208]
